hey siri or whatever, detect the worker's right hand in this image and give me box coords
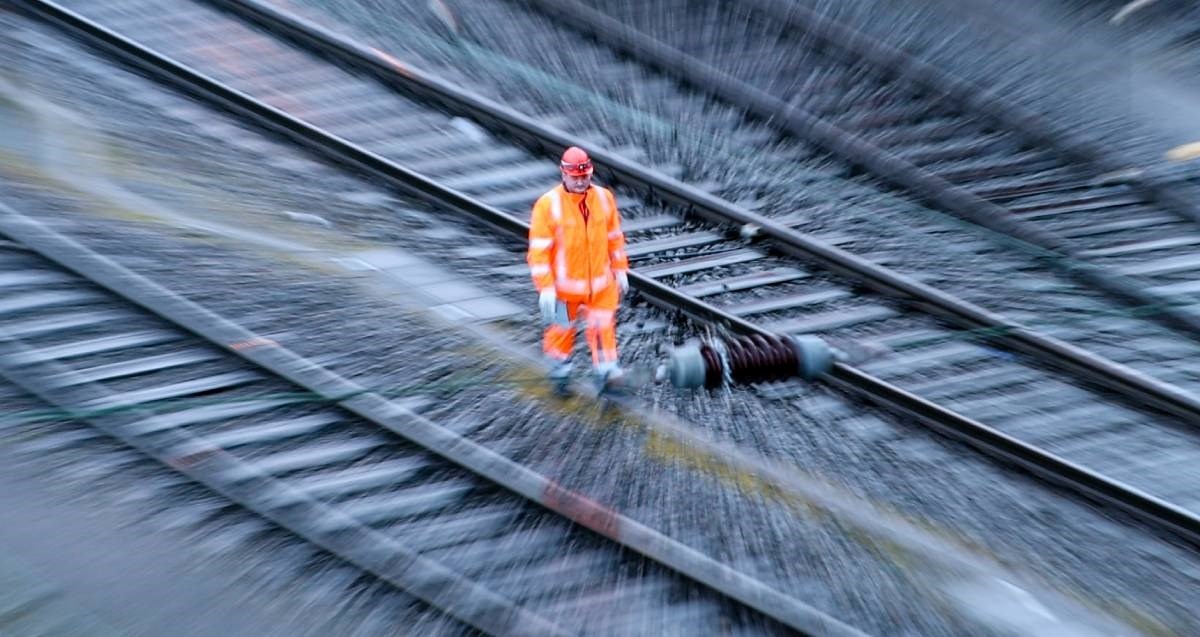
[539,288,558,324]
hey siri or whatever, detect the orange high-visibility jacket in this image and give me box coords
[527,184,629,302]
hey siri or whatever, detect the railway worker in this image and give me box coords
[527,146,630,394]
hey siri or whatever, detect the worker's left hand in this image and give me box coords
[615,271,629,297]
[539,288,558,324]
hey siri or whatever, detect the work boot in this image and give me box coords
[548,360,572,397]
[594,364,627,396]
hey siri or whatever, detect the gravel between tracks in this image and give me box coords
[4,15,1200,633]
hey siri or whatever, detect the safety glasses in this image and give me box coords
[560,161,593,176]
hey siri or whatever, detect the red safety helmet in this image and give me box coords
[560,146,594,177]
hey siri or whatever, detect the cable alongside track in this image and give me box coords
[16,0,1200,551]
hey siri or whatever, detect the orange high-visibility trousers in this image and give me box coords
[543,283,619,369]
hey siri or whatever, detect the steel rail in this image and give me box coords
[16,0,1200,552]
[736,0,1200,224]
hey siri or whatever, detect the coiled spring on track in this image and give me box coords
[717,334,799,386]
[668,332,835,389]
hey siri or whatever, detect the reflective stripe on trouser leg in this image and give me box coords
[584,308,618,370]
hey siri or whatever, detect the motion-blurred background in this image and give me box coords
[2,1,1200,635]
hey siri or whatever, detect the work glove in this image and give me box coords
[615,271,629,297]
[539,288,558,324]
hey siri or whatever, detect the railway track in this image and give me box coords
[523,0,1200,336]
[412,0,1200,363]
[271,0,1200,386]
[0,206,849,635]
[224,0,1200,352]
[15,0,1200,551]
[212,0,1200,417]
